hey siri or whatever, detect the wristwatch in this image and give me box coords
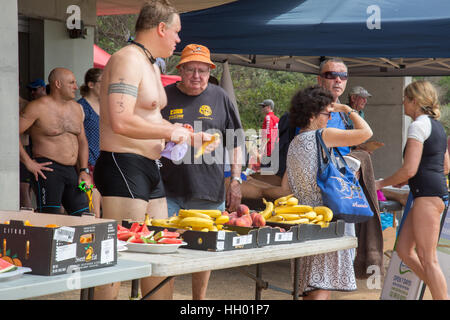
[79,167,90,175]
[231,176,242,184]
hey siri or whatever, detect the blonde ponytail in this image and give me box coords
[404,80,441,119]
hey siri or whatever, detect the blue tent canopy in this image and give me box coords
[178,0,450,75]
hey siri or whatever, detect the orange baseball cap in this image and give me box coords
[176,44,216,69]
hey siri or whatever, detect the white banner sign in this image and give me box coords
[380,251,423,300]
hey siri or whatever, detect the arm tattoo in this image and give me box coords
[116,101,125,113]
[108,80,138,98]
[109,79,138,113]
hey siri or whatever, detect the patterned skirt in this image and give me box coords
[292,249,357,295]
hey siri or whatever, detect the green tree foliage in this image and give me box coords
[431,77,450,135]
[211,65,316,130]
[439,76,450,105]
[439,104,450,136]
[96,14,137,54]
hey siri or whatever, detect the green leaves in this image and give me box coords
[211,65,315,130]
[95,14,137,55]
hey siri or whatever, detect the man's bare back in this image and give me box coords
[100,45,168,160]
[25,95,83,166]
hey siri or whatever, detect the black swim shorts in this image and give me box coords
[94,151,165,201]
[31,157,89,216]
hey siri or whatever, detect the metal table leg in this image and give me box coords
[239,264,293,299]
[80,287,94,300]
[80,288,89,300]
[293,258,300,300]
[130,279,140,299]
[255,264,262,300]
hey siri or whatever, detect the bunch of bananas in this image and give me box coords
[264,194,333,228]
[148,209,230,232]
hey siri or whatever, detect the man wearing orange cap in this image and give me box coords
[160,44,244,300]
[93,1,215,300]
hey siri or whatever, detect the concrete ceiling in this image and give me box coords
[97,0,236,16]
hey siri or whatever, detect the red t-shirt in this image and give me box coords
[262,111,279,156]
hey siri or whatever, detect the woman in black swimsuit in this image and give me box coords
[376,80,449,300]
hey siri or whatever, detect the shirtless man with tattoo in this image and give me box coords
[93,0,215,300]
[19,67,92,215]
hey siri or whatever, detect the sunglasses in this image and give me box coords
[320,112,332,119]
[321,71,348,80]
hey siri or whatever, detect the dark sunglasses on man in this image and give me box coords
[321,71,348,80]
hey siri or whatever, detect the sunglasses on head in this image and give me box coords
[321,71,348,80]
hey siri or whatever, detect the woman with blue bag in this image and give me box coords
[286,85,373,299]
[376,80,449,300]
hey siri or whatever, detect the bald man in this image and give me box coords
[19,67,92,215]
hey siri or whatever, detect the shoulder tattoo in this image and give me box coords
[108,80,138,98]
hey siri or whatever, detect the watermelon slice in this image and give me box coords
[118,231,133,241]
[153,229,180,241]
[129,223,141,233]
[0,258,17,273]
[127,233,145,243]
[157,238,183,244]
[137,224,152,237]
[142,237,157,244]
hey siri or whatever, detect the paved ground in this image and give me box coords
[28,253,434,301]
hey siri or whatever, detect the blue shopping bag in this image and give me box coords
[316,129,374,223]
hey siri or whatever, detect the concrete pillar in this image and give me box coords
[343,76,412,179]
[44,20,94,92]
[0,0,19,210]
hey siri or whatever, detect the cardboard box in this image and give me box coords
[223,225,274,247]
[297,220,345,242]
[267,224,300,245]
[122,221,258,251]
[0,211,117,275]
[266,220,345,244]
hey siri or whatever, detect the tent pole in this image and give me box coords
[220,60,239,115]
